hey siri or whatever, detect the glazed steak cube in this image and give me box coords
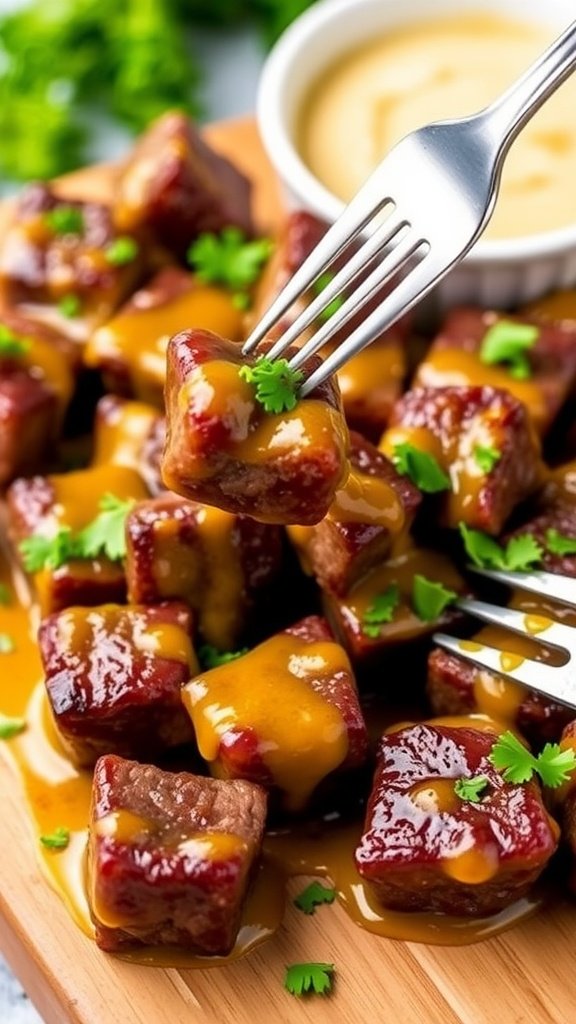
[355,724,558,915]
[89,755,266,952]
[0,184,144,341]
[40,603,196,767]
[85,267,245,406]
[287,430,421,596]
[7,463,149,615]
[381,385,542,534]
[501,461,576,577]
[125,494,282,650]
[162,329,349,525]
[92,395,166,497]
[181,615,368,812]
[251,210,407,440]
[114,112,253,259]
[413,307,576,434]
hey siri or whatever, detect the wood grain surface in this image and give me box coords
[1,118,576,1024]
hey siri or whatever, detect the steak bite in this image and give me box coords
[0,183,145,342]
[88,754,266,953]
[413,306,576,435]
[84,267,245,406]
[380,385,543,534]
[181,615,368,812]
[355,723,559,915]
[7,463,149,614]
[162,329,349,525]
[114,112,253,260]
[287,431,421,596]
[125,494,282,650]
[250,210,407,440]
[40,603,196,767]
[501,460,576,577]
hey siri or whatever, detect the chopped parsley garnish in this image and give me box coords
[284,962,335,997]
[19,494,135,572]
[361,584,400,638]
[105,236,139,266]
[0,634,14,654]
[44,204,84,235]
[57,294,81,318]
[199,645,249,669]
[489,730,576,787]
[392,443,451,493]
[239,357,303,415]
[454,775,489,803]
[312,272,345,322]
[479,320,539,380]
[545,528,576,556]
[0,584,11,606]
[459,523,543,572]
[293,881,336,915]
[0,713,26,739]
[187,227,273,310]
[19,528,78,573]
[0,324,29,358]
[39,826,70,850]
[412,575,457,622]
[473,445,501,474]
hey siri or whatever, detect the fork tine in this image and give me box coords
[433,633,576,711]
[264,214,410,363]
[470,567,576,608]
[242,192,395,355]
[457,597,575,652]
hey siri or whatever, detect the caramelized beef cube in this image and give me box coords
[89,754,266,952]
[91,395,165,495]
[125,494,282,649]
[163,329,349,525]
[251,210,407,439]
[85,267,245,406]
[40,602,196,767]
[381,385,542,534]
[181,615,368,812]
[355,723,558,915]
[288,431,421,595]
[7,464,149,614]
[413,307,576,434]
[0,184,145,342]
[115,112,253,259]
[323,546,466,662]
[502,462,576,577]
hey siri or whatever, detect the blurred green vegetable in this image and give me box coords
[0,0,318,182]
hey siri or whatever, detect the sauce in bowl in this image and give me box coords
[299,12,576,241]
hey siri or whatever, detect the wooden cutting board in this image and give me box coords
[1,118,576,1024]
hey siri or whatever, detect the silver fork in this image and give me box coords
[434,568,576,712]
[243,19,576,395]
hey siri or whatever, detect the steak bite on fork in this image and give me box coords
[88,754,267,953]
[162,328,350,526]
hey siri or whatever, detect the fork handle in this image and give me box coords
[486,19,576,155]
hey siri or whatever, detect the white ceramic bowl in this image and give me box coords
[257,0,576,310]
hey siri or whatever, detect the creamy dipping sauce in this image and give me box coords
[299,13,576,240]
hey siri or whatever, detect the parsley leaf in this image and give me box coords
[454,776,489,802]
[412,575,457,622]
[199,645,249,669]
[45,204,84,235]
[40,826,70,850]
[239,357,304,415]
[479,320,539,380]
[489,730,576,788]
[284,962,335,997]
[459,524,543,572]
[0,584,11,606]
[19,528,79,573]
[362,584,400,638]
[57,294,81,318]
[312,272,345,322]
[293,881,336,915]
[0,634,14,654]
[76,493,135,562]
[187,227,273,311]
[392,443,450,493]
[534,743,576,788]
[473,445,501,474]
[545,528,576,556]
[105,236,139,266]
[0,324,29,358]
[0,713,26,739]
